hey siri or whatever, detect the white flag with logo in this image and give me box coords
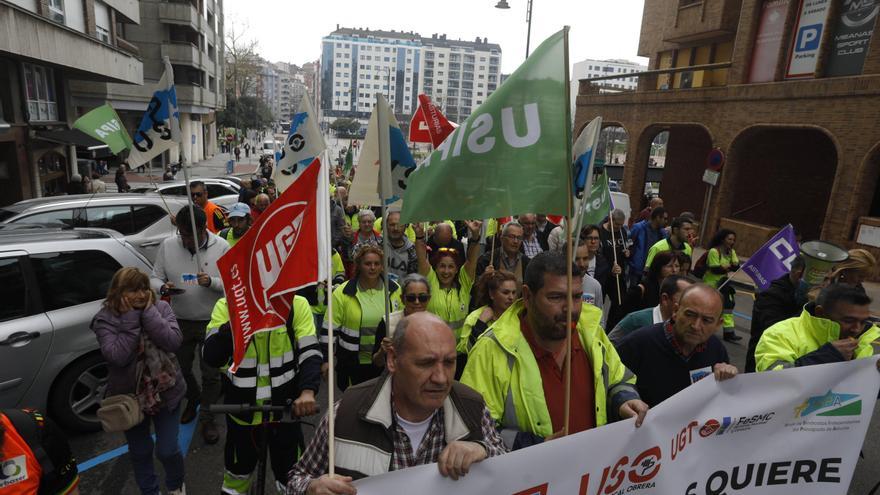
[273,94,326,192]
[128,57,181,167]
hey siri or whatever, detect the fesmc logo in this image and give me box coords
[794,390,862,418]
[248,201,308,317]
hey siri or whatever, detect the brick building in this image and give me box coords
[575,0,880,260]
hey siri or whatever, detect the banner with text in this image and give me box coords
[357,358,879,495]
[825,0,878,77]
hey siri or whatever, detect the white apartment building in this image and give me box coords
[320,27,502,124]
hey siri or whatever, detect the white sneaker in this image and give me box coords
[169,485,186,495]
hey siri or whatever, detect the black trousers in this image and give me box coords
[224,415,304,486]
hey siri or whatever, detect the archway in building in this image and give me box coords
[727,127,837,241]
[639,125,713,219]
[596,125,628,189]
[864,144,880,219]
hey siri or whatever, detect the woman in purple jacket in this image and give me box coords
[92,267,186,495]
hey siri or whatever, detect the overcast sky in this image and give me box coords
[224,0,648,74]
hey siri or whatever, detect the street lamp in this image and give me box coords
[496,0,534,60]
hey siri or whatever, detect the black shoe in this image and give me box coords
[180,400,199,424]
[201,420,220,445]
[723,333,743,343]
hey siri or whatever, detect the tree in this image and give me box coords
[217,96,273,133]
[329,118,361,135]
[224,23,261,101]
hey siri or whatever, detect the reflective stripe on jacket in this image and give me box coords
[323,277,401,365]
[755,305,880,372]
[204,296,321,424]
[460,300,638,446]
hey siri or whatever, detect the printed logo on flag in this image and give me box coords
[248,201,309,316]
[794,390,862,417]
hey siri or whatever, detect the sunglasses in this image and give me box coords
[191,191,204,198]
[437,247,458,254]
[405,293,430,303]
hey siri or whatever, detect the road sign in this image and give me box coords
[706,148,725,171]
[703,169,721,186]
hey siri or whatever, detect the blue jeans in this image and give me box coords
[124,405,185,494]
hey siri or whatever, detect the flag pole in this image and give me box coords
[377,95,393,336]
[609,213,622,305]
[716,266,742,292]
[322,153,337,477]
[180,154,203,271]
[562,26,573,438]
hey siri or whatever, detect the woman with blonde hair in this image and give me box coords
[827,249,876,290]
[91,267,185,495]
[324,244,402,390]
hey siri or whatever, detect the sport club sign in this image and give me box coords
[355,358,879,495]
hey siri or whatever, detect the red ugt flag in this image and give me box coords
[408,94,456,148]
[217,161,321,372]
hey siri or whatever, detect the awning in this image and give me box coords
[33,129,109,151]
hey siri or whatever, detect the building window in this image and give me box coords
[24,64,58,122]
[96,25,110,42]
[47,0,64,22]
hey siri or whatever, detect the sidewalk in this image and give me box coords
[101,152,261,188]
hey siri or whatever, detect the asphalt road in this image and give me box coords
[68,291,880,494]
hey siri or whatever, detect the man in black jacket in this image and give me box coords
[745,255,806,372]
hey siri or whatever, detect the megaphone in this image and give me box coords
[800,241,849,286]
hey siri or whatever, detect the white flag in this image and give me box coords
[128,57,181,167]
[349,95,416,207]
[571,116,603,244]
[273,94,326,192]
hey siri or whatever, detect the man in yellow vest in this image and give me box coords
[462,251,649,450]
[755,284,880,371]
[218,203,252,248]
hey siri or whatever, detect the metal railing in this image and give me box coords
[579,61,732,83]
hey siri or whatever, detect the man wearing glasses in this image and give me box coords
[190,180,228,234]
[615,284,738,407]
[151,206,230,443]
[755,284,880,372]
[476,221,529,289]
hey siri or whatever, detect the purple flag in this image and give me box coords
[740,224,799,291]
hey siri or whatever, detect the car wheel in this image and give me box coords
[50,353,109,432]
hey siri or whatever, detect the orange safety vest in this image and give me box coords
[0,414,42,494]
[203,201,227,234]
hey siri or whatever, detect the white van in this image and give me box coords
[261,139,277,158]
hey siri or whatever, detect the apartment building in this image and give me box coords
[0,0,142,202]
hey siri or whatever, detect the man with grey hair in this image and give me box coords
[385,210,418,282]
[518,213,543,259]
[616,283,737,407]
[287,312,506,495]
[476,220,528,286]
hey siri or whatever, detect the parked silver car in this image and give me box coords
[0,228,153,431]
[130,177,240,209]
[0,193,188,263]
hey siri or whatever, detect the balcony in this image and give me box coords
[158,1,210,33]
[663,0,741,43]
[161,42,204,69]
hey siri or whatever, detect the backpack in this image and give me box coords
[692,251,709,279]
[1,409,56,485]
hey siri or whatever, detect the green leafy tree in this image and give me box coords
[218,96,273,133]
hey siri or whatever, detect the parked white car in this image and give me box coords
[0,194,188,262]
[130,177,240,209]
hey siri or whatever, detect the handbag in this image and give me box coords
[97,394,143,432]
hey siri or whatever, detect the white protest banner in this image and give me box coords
[356,357,879,495]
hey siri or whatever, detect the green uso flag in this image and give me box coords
[400,28,570,222]
[579,170,612,227]
[73,103,133,154]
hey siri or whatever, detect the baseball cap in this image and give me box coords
[228,202,251,218]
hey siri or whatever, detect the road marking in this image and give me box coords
[77,407,199,473]
[733,311,752,321]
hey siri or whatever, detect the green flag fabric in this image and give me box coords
[344,147,353,173]
[73,104,132,154]
[578,171,612,227]
[400,28,570,223]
